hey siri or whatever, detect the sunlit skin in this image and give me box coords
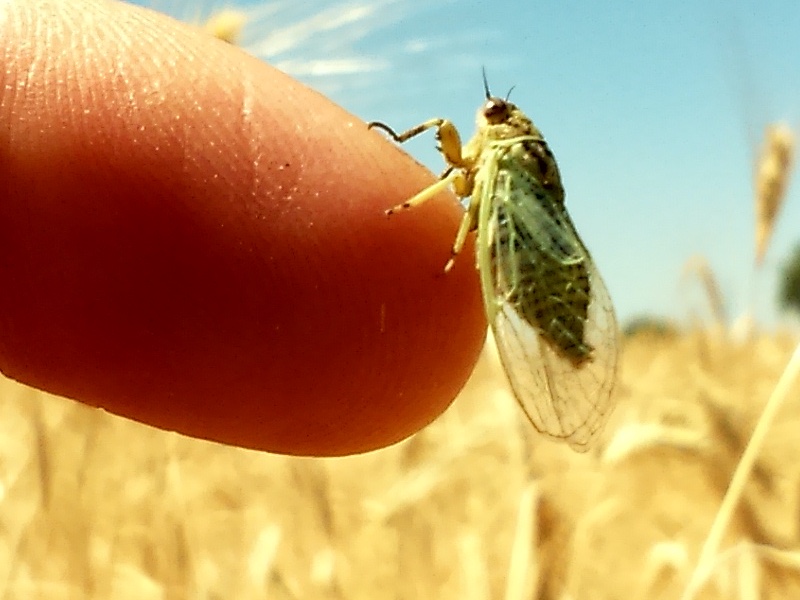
[0,0,487,456]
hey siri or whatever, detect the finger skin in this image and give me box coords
[0,0,487,455]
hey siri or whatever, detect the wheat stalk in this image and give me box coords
[680,340,800,600]
[681,255,728,329]
[754,123,795,266]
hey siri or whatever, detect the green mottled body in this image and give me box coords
[481,138,594,367]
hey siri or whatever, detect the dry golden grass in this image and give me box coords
[201,9,247,45]
[681,256,728,331]
[1,329,800,599]
[754,123,795,267]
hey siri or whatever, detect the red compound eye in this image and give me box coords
[483,97,510,123]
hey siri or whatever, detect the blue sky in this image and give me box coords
[145,0,800,328]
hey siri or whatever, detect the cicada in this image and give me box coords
[369,75,619,451]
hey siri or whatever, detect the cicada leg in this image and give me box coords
[369,117,478,272]
[368,118,466,168]
[444,176,480,273]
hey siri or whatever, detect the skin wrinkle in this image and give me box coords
[17,9,42,112]
[240,73,263,219]
[3,7,38,369]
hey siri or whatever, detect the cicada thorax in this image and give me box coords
[490,138,595,368]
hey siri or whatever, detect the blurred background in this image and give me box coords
[3,1,800,599]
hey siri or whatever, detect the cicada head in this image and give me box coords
[475,95,543,143]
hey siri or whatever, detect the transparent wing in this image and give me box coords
[475,144,619,451]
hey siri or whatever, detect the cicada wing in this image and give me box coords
[475,145,619,451]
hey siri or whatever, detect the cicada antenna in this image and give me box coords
[482,68,516,101]
[482,67,491,100]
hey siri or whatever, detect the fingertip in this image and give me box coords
[0,0,488,455]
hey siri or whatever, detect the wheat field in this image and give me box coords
[0,328,799,599]
[3,2,798,596]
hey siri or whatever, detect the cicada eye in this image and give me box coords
[483,97,510,124]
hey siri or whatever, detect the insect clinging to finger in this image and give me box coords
[368,72,619,451]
